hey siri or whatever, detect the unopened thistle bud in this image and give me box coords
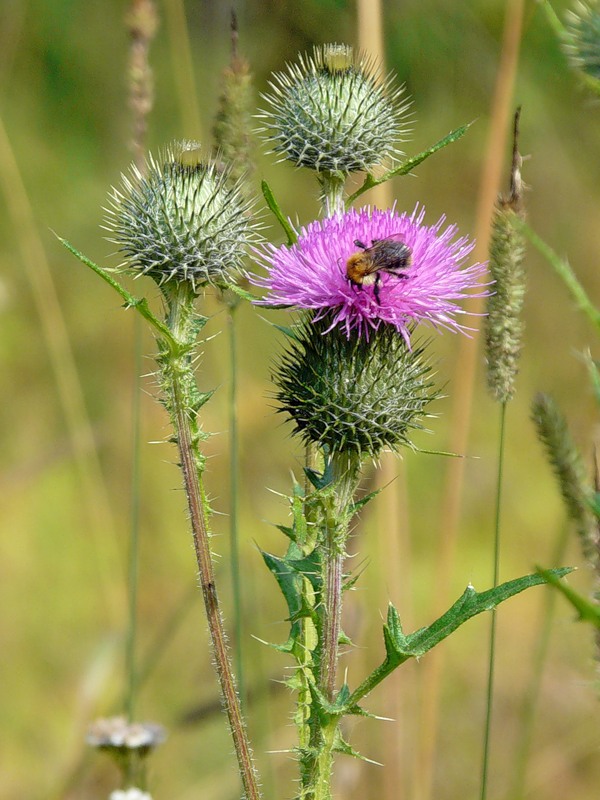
[258,44,410,174]
[105,141,258,288]
[531,392,597,567]
[273,317,438,460]
[564,0,600,94]
[485,109,526,403]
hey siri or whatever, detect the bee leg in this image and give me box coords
[354,239,367,250]
[374,274,382,305]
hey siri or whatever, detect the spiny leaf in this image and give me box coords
[261,550,303,620]
[390,568,573,659]
[57,235,174,341]
[261,180,297,245]
[332,730,382,765]
[225,282,256,303]
[304,458,334,490]
[349,486,384,515]
[276,524,296,542]
[347,123,473,204]
[346,568,573,708]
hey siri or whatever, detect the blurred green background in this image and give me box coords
[1,1,600,798]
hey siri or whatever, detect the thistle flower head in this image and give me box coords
[564,1,600,90]
[258,44,410,174]
[274,316,438,460]
[105,140,259,288]
[253,206,487,343]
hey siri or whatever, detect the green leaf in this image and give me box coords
[536,565,600,626]
[261,180,298,246]
[276,524,296,542]
[347,568,573,708]
[347,123,473,205]
[349,486,384,515]
[332,730,382,764]
[225,282,256,303]
[392,568,573,659]
[273,323,301,341]
[58,235,175,342]
[304,458,334,490]
[261,550,304,621]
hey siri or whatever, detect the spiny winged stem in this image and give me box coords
[158,281,260,800]
[318,453,360,700]
[302,453,359,800]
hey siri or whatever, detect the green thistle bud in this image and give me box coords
[564,0,600,93]
[485,109,526,404]
[259,44,410,174]
[531,392,597,567]
[273,317,438,460]
[105,140,258,288]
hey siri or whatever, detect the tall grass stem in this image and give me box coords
[480,400,507,800]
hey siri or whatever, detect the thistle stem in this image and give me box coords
[320,171,346,216]
[320,534,344,700]
[319,455,358,699]
[304,454,359,800]
[161,283,260,800]
[228,305,245,703]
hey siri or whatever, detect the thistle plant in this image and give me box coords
[252,45,568,800]
[63,140,262,800]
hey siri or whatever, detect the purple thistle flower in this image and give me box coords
[253,206,487,342]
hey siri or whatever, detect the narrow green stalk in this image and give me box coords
[125,317,143,722]
[161,282,260,800]
[320,171,346,216]
[228,305,245,703]
[480,401,507,800]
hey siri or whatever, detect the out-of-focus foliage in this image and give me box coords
[1,1,599,798]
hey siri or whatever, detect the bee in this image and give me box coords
[345,235,412,304]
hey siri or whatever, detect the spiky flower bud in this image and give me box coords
[105,141,258,288]
[258,44,410,174]
[564,1,600,94]
[531,392,597,567]
[273,317,438,460]
[485,110,526,403]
